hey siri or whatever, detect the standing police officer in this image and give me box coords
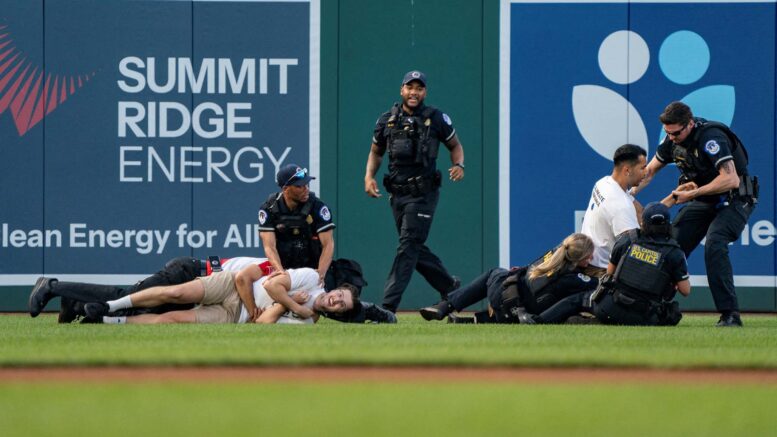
[364,70,466,313]
[635,101,758,327]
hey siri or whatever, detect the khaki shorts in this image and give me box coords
[192,271,241,323]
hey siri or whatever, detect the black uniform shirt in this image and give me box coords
[655,119,747,203]
[610,233,689,289]
[372,103,456,181]
[257,192,335,239]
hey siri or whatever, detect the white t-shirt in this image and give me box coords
[234,266,323,324]
[580,176,639,268]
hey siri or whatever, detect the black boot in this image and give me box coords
[419,300,453,321]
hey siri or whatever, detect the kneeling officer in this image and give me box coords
[595,202,691,326]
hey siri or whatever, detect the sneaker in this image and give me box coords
[58,297,80,324]
[716,312,743,327]
[29,277,57,318]
[84,302,110,319]
[419,301,452,321]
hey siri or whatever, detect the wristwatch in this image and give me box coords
[454,163,465,169]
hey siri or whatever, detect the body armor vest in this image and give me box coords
[613,235,679,301]
[385,103,438,167]
[673,118,749,185]
[266,193,321,269]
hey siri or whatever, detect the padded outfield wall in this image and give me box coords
[0,0,774,312]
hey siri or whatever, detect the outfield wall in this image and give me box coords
[1,0,775,312]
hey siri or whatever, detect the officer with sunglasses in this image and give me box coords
[633,101,758,327]
[258,164,395,323]
[364,70,466,313]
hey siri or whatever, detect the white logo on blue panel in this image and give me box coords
[572,30,735,161]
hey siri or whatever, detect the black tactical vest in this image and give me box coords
[266,193,322,269]
[385,103,439,167]
[673,118,749,186]
[613,236,679,302]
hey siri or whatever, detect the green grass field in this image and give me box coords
[3,313,777,436]
[2,313,777,368]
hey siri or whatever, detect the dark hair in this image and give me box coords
[641,222,672,239]
[336,283,362,316]
[659,101,693,125]
[613,144,647,167]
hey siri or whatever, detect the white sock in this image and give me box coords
[107,295,133,312]
[103,316,127,324]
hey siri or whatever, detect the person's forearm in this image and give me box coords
[256,303,286,324]
[365,149,383,180]
[317,242,334,280]
[265,277,305,315]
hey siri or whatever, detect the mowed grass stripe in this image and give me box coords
[1,382,776,436]
[2,314,777,368]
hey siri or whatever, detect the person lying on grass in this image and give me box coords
[420,233,599,324]
[38,258,360,323]
[82,266,359,325]
[29,257,369,324]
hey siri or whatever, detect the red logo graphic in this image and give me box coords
[0,22,95,136]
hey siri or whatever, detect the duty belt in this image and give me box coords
[384,172,440,196]
[732,175,759,204]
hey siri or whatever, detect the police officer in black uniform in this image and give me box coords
[259,164,394,323]
[364,70,466,313]
[635,102,758,327]
[529,203,690,326]
[258,164,335,281]
[593,202,691,325]
[419,233,598,323]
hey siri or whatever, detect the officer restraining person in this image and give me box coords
[518,203,691,326]
[634,101,759,327]
[364,70,466,313]
[258,164,395,323]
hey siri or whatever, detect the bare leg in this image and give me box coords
[128,280,205,308]
[126,310,197,324]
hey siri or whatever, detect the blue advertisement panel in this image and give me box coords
[501,1,776,294]
[0,0,318,285]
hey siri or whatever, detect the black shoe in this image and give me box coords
[716,312,743,327]
[565,315,601,325]
[29,277,57,318]
[58,297,80,324]
[447,314,474,324]
[84,302,110,319]
[364,303,397,324]
[419,301,452,321]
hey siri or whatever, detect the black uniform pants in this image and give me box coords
[445,268,510,312]
[593,293,659,326]
[382,189,455,312]
[672,198,753,313]
[51,257,202,317]
[536,291,588,324]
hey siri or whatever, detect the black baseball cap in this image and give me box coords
[276,164,315,187]
[642,202,670,225]
[402,70,427,87]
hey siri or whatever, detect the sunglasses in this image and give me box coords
[283,168,308,187]
[664,123,688,138]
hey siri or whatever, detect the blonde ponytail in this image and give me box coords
[528,233,593,280]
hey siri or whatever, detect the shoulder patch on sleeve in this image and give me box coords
[704,140,721,155]
[319,206,331,221]
[577,273,591,283]
[258,210,268,225]
[442,113,452,126]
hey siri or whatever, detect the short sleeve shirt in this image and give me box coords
[580,176,640,268]
[372,103,456,180]
[257,193,335,237]
[655,120,743,202]
[236,267,324,324]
